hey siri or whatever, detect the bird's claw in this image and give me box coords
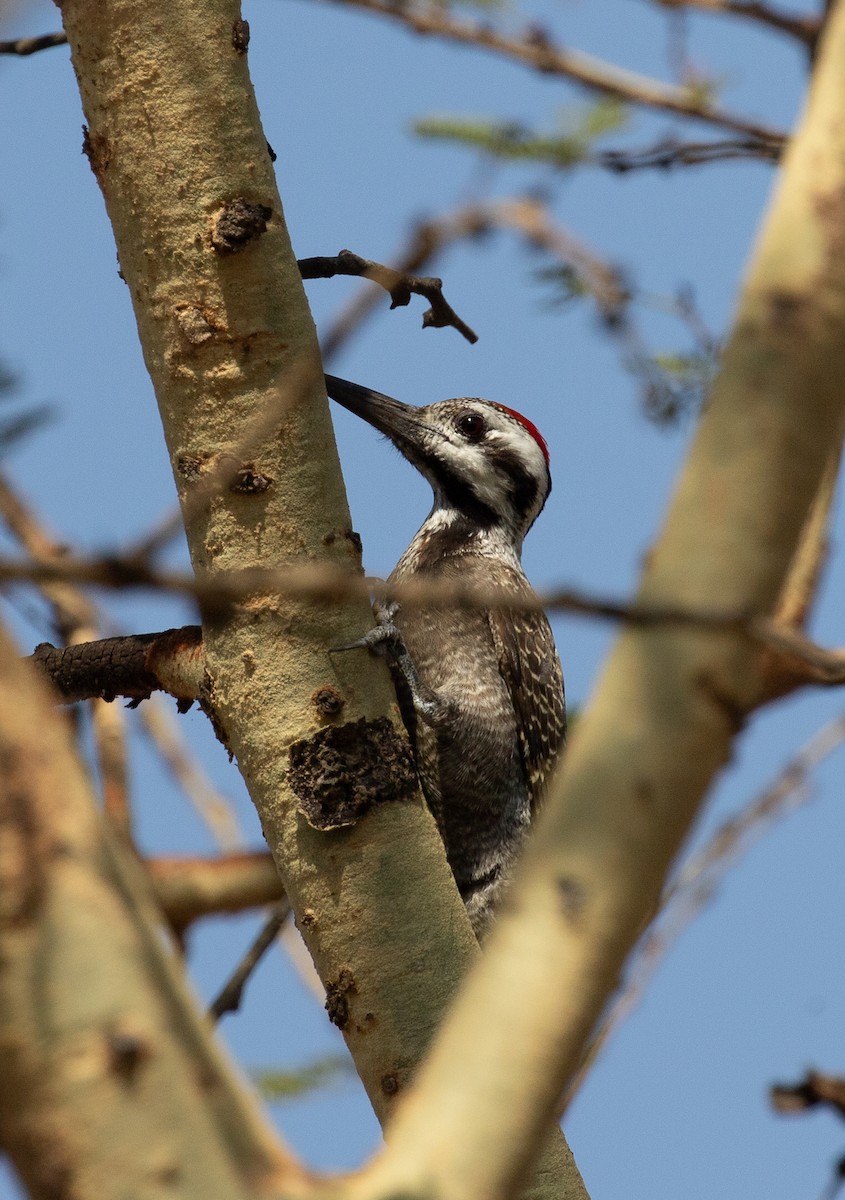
[330,601,406,658]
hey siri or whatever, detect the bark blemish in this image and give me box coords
[557,876,588,928]
[173,303,219,345]
[210,198,272,256]
[229,465,273,495]
[694,670,748,735]
[231,18,250,53]
[106,1020,153,1082]
[311,686,345,719]
[325,966,357,1029]
[82,124,110,178]
[381,1070,400,1096]
[633,777,655,809]
[288,716,417,831]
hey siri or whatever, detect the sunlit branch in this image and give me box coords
[563,709,845,1107]
[312,0,788,145]
[149,851,284,928]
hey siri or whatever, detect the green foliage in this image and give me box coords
[414,99,629,168]
[637,351,718,425]
[680,75,726,111]
[534,264,593,307]
[253,1053,355,1101]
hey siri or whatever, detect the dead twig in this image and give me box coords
[31,627,204,706]
[208,899,293,1021]
[654,0,821,49]
[316,0,788,146]
[298,248,477,343]
[598,135,781,171]
[0,31,68,55]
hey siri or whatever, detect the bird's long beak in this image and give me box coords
[325,374,426,452]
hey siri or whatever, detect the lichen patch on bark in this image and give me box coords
[324,966,357,1029]
[288,716,417,831]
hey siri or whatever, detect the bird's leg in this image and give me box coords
[331,601,448,727]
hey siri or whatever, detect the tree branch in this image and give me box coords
[31,627,204,706]
[58,0,586,1193]
[209,899,293,1021]
[356,5,845,1195]
[598,134,781,170]
[0,31,68,55]
[149,851,284,929]
[771,1070,845,1118]
[654,0,822,49]
[563,708,845,1107]
[0,622,302,1200]
[298,248,477,342]
[314,0,788,145]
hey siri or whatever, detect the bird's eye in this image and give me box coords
[456,412,486,441]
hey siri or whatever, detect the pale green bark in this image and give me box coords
[359,4,845,1198]
[57,0,586,1196]
[0,627,303,1200]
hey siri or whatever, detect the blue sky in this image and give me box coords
[2,0,844,1196]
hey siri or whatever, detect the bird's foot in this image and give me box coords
[330,599,402,655]
[331,601,444,725]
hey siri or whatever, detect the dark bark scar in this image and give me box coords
[325,966,357,1029]
[288,716,417,831]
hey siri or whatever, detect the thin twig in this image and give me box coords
[0,546,811,625]
[2,549,759,621]
[139,697,247,851]
[321,196,719,427]
[0,472,135,834]
[654,0,821,48]
[598,135,781,171]
[315,0,788,146]
[19,554,845,706]
[772,1070,845,1118]
[298,248,477,343]
[0,31,68,55]
[208,898,293,1021]
[322,197,631,360]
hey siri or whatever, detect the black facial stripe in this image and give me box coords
[437,468,499,528]
[400,438,499,528]
[493,448,543,518]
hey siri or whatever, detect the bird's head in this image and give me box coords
[326,374,551,547]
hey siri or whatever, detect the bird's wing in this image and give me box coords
[487,586,566,812]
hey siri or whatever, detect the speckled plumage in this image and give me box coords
[390,531,565,931]
[326,375,566,935]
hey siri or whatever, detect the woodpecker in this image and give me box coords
[326,374,565,935]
